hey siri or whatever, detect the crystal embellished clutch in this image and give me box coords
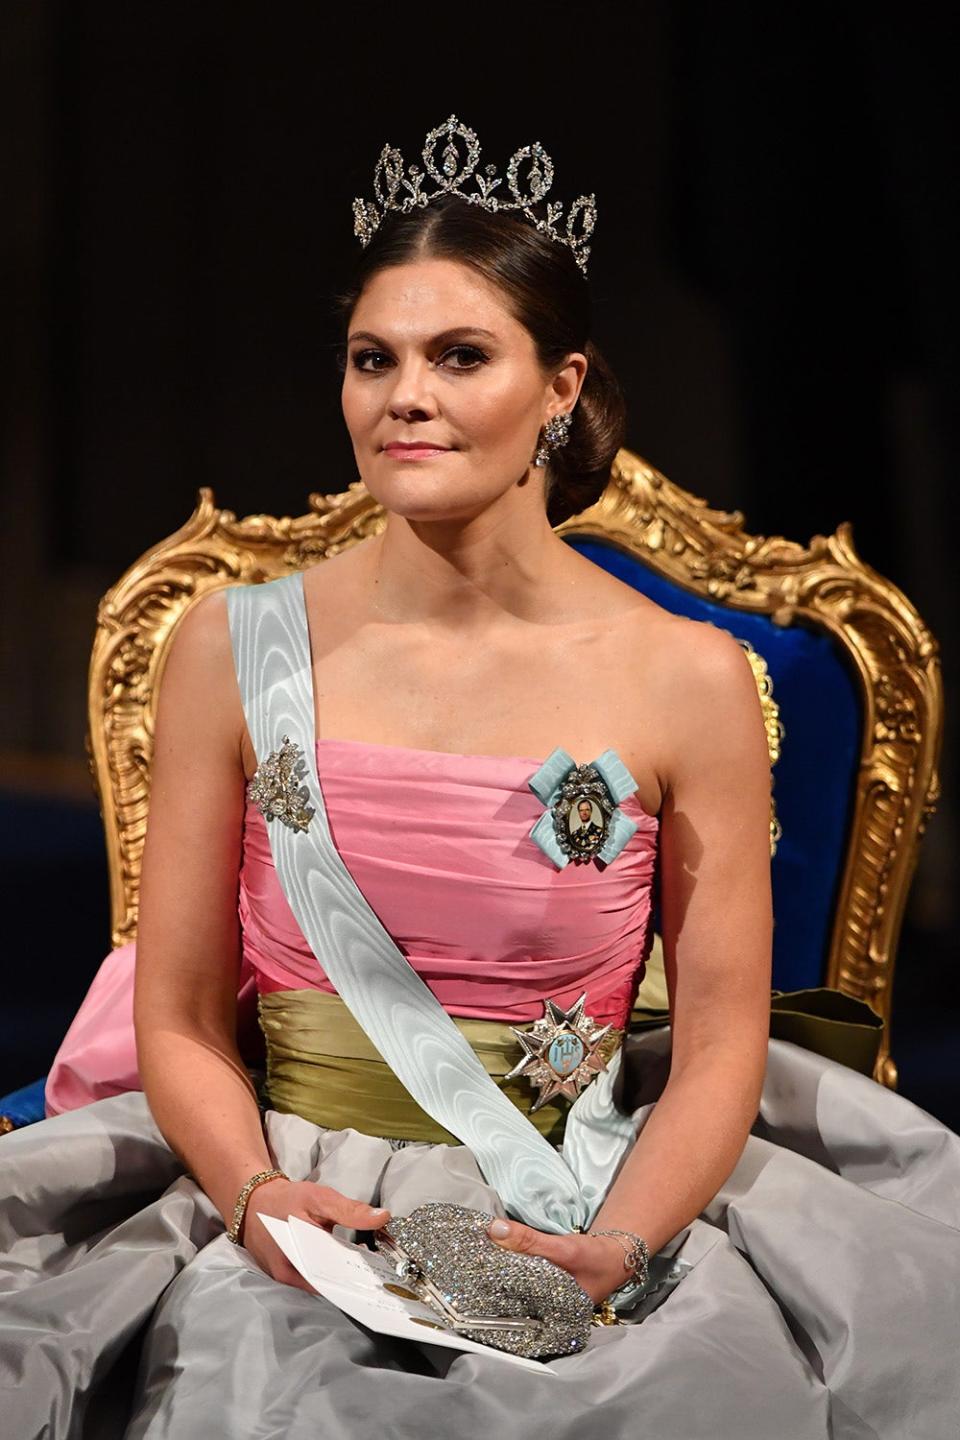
[374,1202,595,1360]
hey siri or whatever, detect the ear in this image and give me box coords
[546,351,587,418]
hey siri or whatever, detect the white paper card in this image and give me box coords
[255,1213,561,1375]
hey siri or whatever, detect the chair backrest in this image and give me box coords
[87,449,942,1088]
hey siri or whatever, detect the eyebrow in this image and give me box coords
[346,326,500,347]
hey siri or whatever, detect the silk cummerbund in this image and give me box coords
[256,988,624,1146]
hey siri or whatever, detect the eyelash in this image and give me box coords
[348,344,489,374]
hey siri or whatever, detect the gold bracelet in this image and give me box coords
[225,1168,288,1246]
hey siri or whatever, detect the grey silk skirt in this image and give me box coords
[2,1030,959,1440]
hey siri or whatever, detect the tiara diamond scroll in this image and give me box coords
[352,114,597,277]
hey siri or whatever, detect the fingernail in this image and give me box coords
[368,1206,388,1217]
[488,1219,510,1238]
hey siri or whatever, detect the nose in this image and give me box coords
[386,356,440,421]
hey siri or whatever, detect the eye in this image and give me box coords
[348,344,489,374]
[440,345,489,369]
[350,348,391,373]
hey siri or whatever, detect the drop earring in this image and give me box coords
[533,411,573,468]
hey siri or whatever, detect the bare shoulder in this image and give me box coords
[155,587,245,762]
[544,546,763,739]
[162,587,236,684]
[649,606,760,710]
[594,562,754,689]
[656,610,756,688]
[560,548,750,686]
[638,609,769,793]
[607,594,765,765]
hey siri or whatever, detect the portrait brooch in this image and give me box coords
[526,746,639,869]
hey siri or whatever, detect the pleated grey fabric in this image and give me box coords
[2,1030,959,1440]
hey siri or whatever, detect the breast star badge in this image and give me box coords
[505,993,614,1111]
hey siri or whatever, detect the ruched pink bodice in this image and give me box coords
[239,737,660,1029]
[44,735,660,1116]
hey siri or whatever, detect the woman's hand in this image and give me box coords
[239,1178,391,1294]
[486,1217,630,1304]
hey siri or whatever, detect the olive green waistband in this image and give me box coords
[256,983,883,1149]
[257,988,624,1145]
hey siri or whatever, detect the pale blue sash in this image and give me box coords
[225,571,640,1240]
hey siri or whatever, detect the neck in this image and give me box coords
[364,494,578,634]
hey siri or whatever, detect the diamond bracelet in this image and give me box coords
[225,1168,289,1246]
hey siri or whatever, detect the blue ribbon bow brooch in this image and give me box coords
[527,746,640,869]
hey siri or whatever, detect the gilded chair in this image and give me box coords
[0,449,942,1130]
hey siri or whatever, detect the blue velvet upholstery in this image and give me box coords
[0,1076,48,1128]
[565,538,862,992]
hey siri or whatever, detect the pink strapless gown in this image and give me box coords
[44,739,659,1116]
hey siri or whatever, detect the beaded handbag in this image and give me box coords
[374,1202,595,1360]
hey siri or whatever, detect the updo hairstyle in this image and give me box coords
[331,194,626,527]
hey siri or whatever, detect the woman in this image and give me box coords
[2,117,959,1440]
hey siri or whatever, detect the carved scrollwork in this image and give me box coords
[88,450,942,1090]
[731,636,785,856]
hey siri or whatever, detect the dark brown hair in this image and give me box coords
[330,194,626,527]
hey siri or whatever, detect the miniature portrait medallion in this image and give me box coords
[526,746,641,870]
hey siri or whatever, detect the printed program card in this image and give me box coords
[256,1213,563,1375]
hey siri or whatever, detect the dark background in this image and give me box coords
[2,4,957,1120]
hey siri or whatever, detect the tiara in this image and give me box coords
[351,113,597,277]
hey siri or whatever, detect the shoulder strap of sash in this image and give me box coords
[225,570,636,1233]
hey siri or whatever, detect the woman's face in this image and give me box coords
[341,257,585,521]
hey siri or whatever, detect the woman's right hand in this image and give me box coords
[239,1178,391,1293]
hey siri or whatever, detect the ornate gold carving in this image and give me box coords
[88,452,941,1090]
[722,634,784,857]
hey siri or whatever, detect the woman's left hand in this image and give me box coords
[486,1217,630,1304]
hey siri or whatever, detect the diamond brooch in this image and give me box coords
[526,746,640,869]
[506,994,616,1111]
[247,735,315,834]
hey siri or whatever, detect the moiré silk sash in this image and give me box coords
[226,571,637,1236]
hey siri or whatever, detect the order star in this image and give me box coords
[506,993,613,1111]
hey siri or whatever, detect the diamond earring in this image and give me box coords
[533,411,573,468]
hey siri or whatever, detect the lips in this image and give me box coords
[383,443,452,459]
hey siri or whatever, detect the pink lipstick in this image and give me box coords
[383,444,451,460]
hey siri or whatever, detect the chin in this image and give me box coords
[362,466,482,513]
[380,497,488,522]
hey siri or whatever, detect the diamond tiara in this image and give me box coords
[351,113,597,277]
